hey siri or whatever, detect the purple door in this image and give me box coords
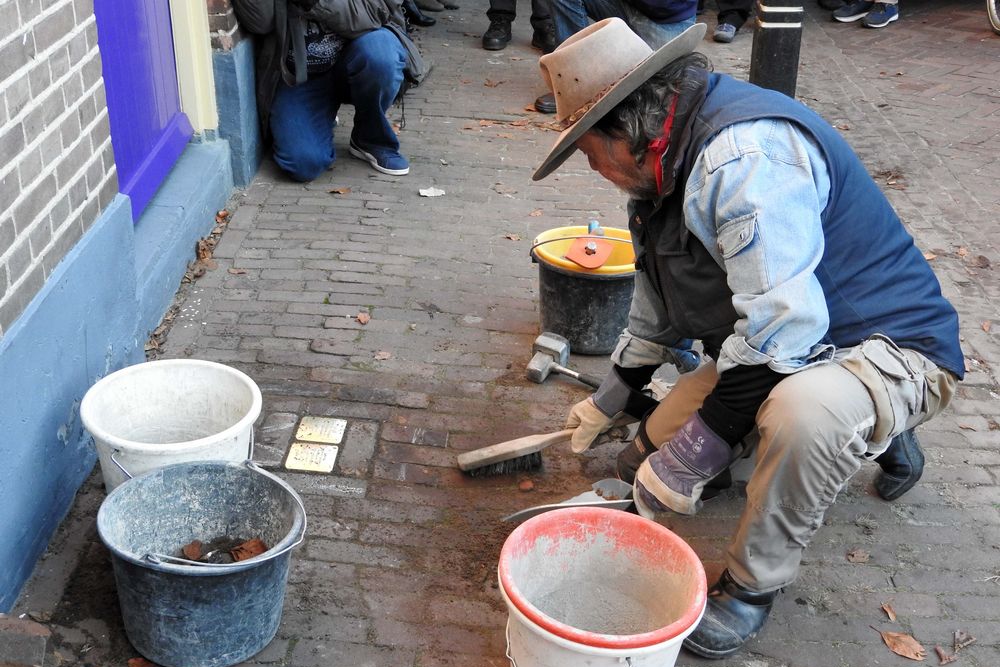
[94,0,193,219]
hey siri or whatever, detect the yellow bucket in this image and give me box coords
[530,226,636,275]
[530,226,635,355]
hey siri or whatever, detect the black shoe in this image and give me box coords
[403,0,436,27]
[482,18,512,50]
[531,21,557,53]
[684,570,777,659]
[874,428,923,501]
[534,92,557,114]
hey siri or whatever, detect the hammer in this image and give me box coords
[526,332,603,389]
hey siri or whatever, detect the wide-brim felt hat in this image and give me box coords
[532,18,706,181]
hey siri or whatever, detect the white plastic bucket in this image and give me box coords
[498,506,707,667]
[81,359,262,492]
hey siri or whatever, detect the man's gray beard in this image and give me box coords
[621,182,659,201]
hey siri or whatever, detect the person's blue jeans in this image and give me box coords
[550,0,695,48]
[269,28,407,182]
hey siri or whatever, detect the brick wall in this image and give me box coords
[0,0,118,338]
[208,0,244,51]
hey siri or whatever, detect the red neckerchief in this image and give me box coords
[649,96,679,195]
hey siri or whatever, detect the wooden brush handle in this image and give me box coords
[457,428,575,471]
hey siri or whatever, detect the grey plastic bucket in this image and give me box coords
[96,460,306,667]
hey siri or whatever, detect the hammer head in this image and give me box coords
[531,332,570,366]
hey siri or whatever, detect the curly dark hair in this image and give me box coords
[591,53,713,164]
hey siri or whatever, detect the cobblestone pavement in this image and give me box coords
[12,1,999,666]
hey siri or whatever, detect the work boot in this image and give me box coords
[531,21,557,53]
[683,570,778,659]
[874,428,923,500]
[482,17,512,50]
[534,92,557,114]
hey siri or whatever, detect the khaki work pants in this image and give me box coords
[641,335,957,592]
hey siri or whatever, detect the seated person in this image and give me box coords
[233,0,429,181]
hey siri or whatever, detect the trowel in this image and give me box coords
[502,478,634,522]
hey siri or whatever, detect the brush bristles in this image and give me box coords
[461,452,543,477]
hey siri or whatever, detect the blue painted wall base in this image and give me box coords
[213,40,262,189]
[0,137,236,610]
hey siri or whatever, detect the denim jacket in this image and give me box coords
[613,117,833,375]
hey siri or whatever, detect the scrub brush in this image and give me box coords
[457,429,575,477]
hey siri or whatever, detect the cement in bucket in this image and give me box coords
[530,226,635,355]
[81,359,262,492]
[97,460,306,667]
[498,506,706,667]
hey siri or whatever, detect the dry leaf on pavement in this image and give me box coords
[923,252,937,261]
[982,321,991,333]
[957,246,968,257]
[484,79,503,87]
[374,350,392,360]
[846,548,870,563]
[872,627,926,661]
[529,209,543,217]
[356,312,371,325]
[934,646,958,665]
[881,602,897,622]
[328,187,351,195]
[227,268,246,275]
[953,629,976,651]
[504,233,521,241]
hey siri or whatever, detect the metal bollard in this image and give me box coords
[749,0,804,97]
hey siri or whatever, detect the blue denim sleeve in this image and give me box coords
[684,118,833,375]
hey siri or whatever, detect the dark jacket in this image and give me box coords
[629,0,698,24]
[233,0,429,137]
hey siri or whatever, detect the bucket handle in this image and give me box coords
[111,428,256,483]
[528,235,633,261]
[505,619,517,667]
[142,461,307,570]
[110,449,133,481]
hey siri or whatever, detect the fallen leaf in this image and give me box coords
[356,312,371,325]
[504,233,521,241]
[881,602,897,622]
[847,548,870,563]
[484,78,504,87]
[230,538,267,562]
[196,239,213,261]
[957,247,968,257]
[953,629,976,651]
[983,321,992,333]
[923,252,937,261]
[524,104,537,112]
[216,209,230,220]
[479,119,494,127]
[529,209,543,217]
[510,56,523,61]
[374,350,392,361]
[328,187,352,195]
[518,479,534,492]
[419,187,446,197]
[958,424,976,431]
[27,611,52,622]
[935,646,958,664]
[227,268,246,275]
[836,123,851,130]
[973,255,991,269]
[182,540,203,561]
[872,627,926,661]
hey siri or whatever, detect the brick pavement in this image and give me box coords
[10,2,999,666]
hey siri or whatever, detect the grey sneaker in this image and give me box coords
[833,0,873,20]
[713,23,737,42]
